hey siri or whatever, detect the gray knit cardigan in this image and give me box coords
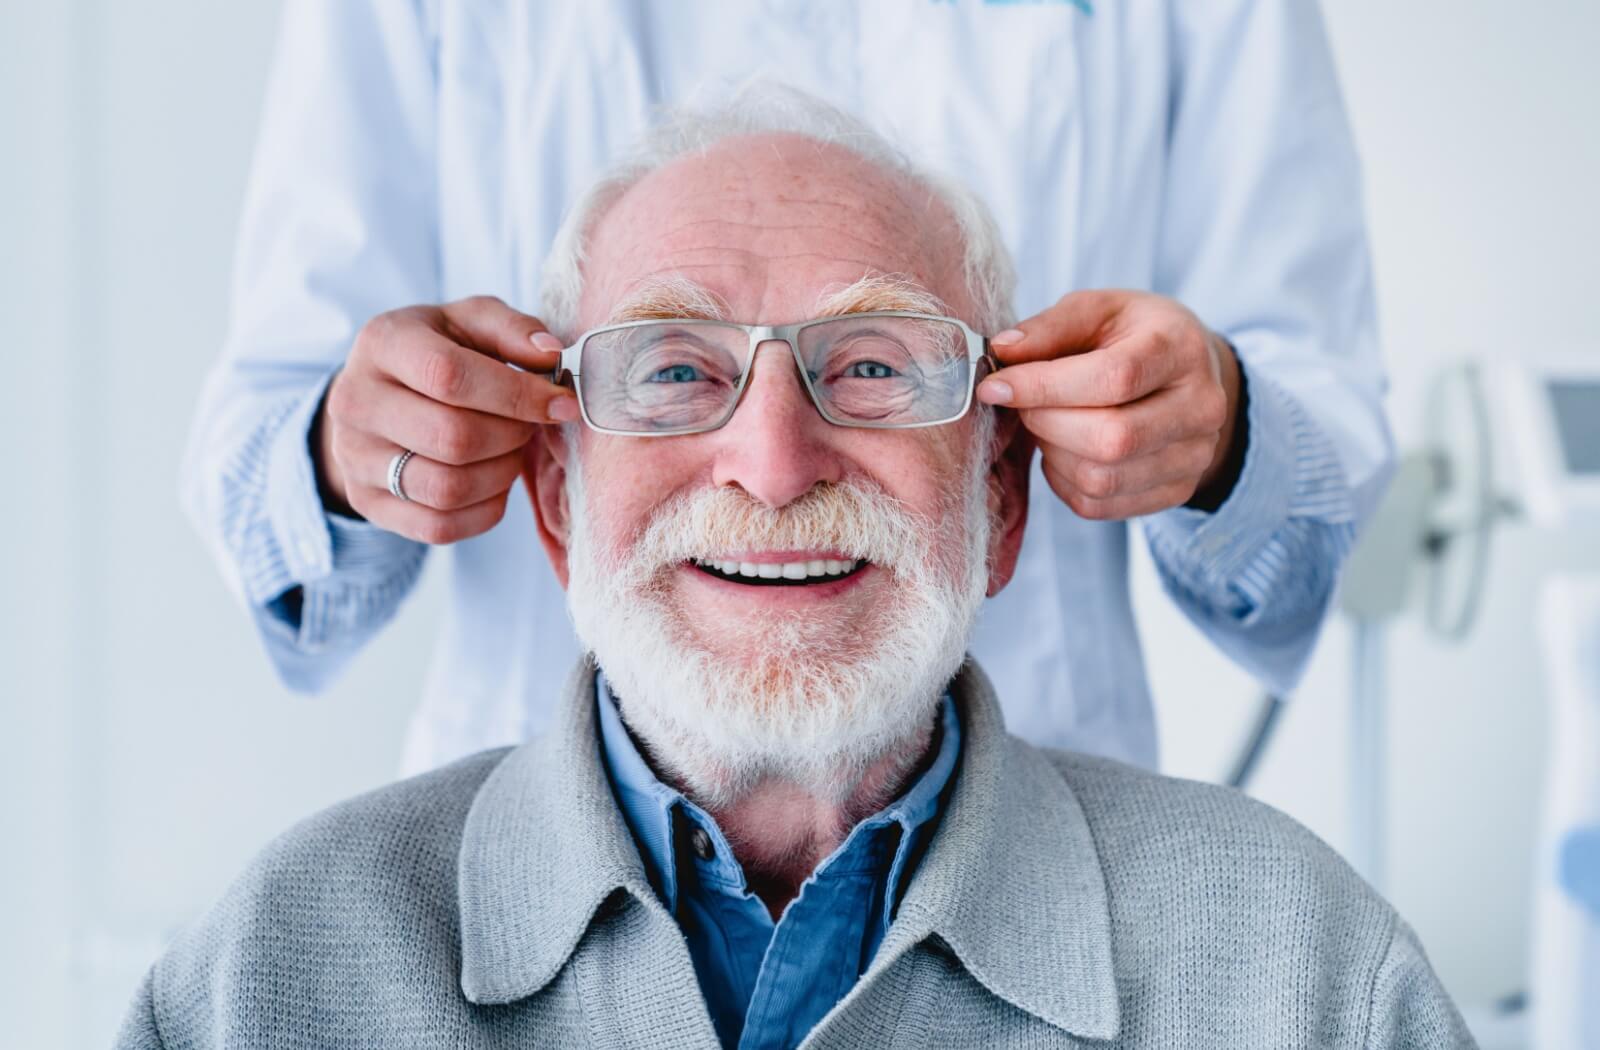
[115,658,1476,1048]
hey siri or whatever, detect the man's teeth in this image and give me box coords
[694,557,861,580]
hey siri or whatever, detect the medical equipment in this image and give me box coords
[1533,579,1600,1050]
[1336,354,1600,1049]
[1338,362,1516,888]
[1502,357,1600,527]
[1513,359,1600,1050]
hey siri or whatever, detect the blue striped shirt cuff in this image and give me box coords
[226,370,426,666]
[1143,364,1357,627]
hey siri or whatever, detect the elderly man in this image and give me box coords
[119,98,1470,1050]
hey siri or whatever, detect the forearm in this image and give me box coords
[182,367,426,691]
[179,0,442,689]
[1149,0,1395,667]
[1142,364,1360,693]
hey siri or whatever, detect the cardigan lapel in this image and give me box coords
[456,657,678,1005]
[843,659,1122,1042]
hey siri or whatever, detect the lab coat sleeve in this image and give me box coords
[178,0,439,692]
[1140,0,1395,695]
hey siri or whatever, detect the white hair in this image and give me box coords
[539,80,1017,338]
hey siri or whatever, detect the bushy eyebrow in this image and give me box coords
[812,273,951,318]
[604,271,952,325]
[607,276,730,324]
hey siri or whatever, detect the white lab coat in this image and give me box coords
[183,0,1391,774]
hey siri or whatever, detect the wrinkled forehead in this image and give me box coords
[577,133,972,329]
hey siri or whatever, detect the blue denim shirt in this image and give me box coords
[595,675,962,1050]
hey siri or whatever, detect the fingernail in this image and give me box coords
[548,396,580,422]
[977,380,1014,406]
[991,328,1026,346]
[531,331,563,352]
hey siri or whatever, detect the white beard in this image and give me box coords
[563,423,994,809]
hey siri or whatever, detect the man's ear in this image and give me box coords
[521,425,574,589]
[984,408,1035,598]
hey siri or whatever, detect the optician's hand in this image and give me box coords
[976,290,1244,520]
[314,296,579,543]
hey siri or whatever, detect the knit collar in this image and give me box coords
[594,669,962,929]
[455,655,1120,1041]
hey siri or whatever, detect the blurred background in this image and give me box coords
[3,2,1597,1048]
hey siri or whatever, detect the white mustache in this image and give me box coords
[600,480,947,581]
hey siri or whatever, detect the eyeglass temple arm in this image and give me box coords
[544,343,581,386]
[979,338,1002,379]
[501,355,575,385]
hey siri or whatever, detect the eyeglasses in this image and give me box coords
[553,311,998,436]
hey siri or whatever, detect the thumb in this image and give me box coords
[437,294,565,373]
[990,289,1128,365]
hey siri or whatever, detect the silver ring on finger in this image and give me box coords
[387,449,416,503]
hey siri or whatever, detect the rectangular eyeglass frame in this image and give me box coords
[552,310,999,437]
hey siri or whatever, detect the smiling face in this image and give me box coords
[527,133,1030,803]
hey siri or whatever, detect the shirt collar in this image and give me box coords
[593,673,686,907]
[594,671,962,925]
[455,655,1120,1042]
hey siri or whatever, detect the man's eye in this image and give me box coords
[845,361,898,380]
[647,364,703,383]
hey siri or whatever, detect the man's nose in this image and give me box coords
[709,341,842,509]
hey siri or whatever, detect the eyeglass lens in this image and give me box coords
[577,316,973,433]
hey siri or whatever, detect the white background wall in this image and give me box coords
[2,3,1596,1047]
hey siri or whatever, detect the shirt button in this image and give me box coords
[690,827,715,861]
